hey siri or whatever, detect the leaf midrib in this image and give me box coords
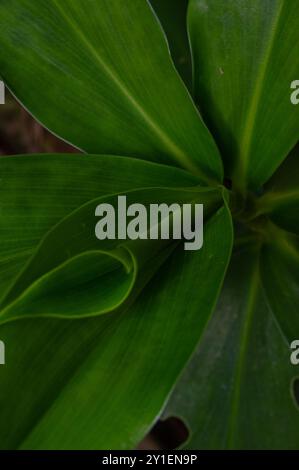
[257,189,299,214]
[52,0,202,178]
[226,257,260,448]
[234,1,284,188]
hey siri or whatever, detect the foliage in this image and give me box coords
[0,0,298,449]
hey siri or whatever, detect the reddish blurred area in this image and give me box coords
[0,90,76,155]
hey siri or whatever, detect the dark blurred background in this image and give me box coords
[0,90,76,155]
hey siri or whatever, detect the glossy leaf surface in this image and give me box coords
[0,153,199,297]
[164,245,299,449]
[0,203,232,449]
[0,0,222,182]
[189,0,299,189]
[0,185,221,321]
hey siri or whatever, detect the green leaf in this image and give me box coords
[0,153,199,296]
[0,205,233,449]
[260,226,299,342]
[0,152,231,448]
[0,185,221,321]
[164,245,299,449]
[188,0,299,190]
[149,0,192,89]
[0,0,222,183]
[256,144,299,234]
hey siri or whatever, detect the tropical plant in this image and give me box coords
[0,0,298,450]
